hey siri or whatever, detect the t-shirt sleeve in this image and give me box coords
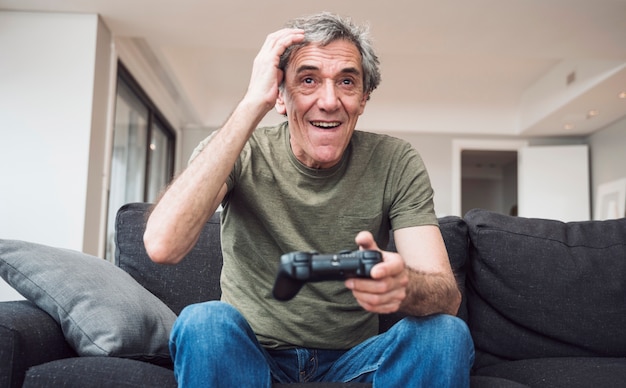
[187,131,216,165]
[187,130,244,197]
[388,142,438,230]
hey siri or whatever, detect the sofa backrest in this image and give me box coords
[464,208,626,369]
[115,202,223,315]
[115,202,469,322]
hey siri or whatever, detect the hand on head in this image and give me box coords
[245,28,305,113]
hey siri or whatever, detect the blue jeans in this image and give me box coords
[170,301,474,387]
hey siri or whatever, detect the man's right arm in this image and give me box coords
[143,28,305,265]
[143,100,262,264]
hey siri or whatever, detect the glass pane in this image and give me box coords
[147,121,172,201]
[105,79,149,261]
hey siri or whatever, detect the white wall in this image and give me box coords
[0,11,113,300]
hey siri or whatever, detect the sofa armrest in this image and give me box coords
[0,300,76,388]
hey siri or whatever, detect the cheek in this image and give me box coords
[357,98,367,115]
[357,102,366,116]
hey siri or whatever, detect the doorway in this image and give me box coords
[461,150,518,216]
[451,139,528,216]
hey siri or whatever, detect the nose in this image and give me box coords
[317,81,340,112]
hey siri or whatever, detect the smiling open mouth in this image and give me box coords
[311,121,341,129]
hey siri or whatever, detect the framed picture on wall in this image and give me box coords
[594,178,626,220]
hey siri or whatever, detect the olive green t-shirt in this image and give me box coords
[192,122,437,350]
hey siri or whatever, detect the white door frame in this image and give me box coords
[451,139,529,216]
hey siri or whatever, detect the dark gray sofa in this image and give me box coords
[1,202,625,387]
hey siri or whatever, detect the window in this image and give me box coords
[105,62,175,261]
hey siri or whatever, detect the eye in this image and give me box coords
[340,77,360,89]
[303,77,315,85]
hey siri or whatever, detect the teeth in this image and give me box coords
[311,121,340,128]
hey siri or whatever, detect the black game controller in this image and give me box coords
[272,249,382,301]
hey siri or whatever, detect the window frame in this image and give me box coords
[104,61,176,261]
[116,61,176,198]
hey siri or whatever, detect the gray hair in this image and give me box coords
[279,12,381,97]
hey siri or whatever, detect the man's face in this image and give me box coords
[276,39,369,169]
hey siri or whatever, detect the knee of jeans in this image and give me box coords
[429,315,474,363]
[397,315,472,345]
[433,315,470,337]
[175,301,244,333]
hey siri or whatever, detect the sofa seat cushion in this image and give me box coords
[0,300,76,388]
[23,357,372,388]
[21,357,535,388]
[469,375,529,388]
[464,209,626,367]
[474,357,626,388]
[23,357,177,388]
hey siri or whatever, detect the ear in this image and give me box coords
[358,93,369,115]
[275,90,287,115]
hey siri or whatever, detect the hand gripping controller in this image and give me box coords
[272,249,382,301]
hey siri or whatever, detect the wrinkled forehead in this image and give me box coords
[280,37,360,71]
[286,40,363,74]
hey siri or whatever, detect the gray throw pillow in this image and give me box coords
[0,239,176,362]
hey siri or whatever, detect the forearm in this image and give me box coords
[144,29,304,264]
[399,267,461,317]
[144,98,268,264]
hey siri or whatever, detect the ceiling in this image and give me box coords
[2,0,626,137]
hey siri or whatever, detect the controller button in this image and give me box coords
[294,253,309,262]
[363,251,380,260]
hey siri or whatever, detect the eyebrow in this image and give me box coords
[295,65,362,77]
[295,64,319,74]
